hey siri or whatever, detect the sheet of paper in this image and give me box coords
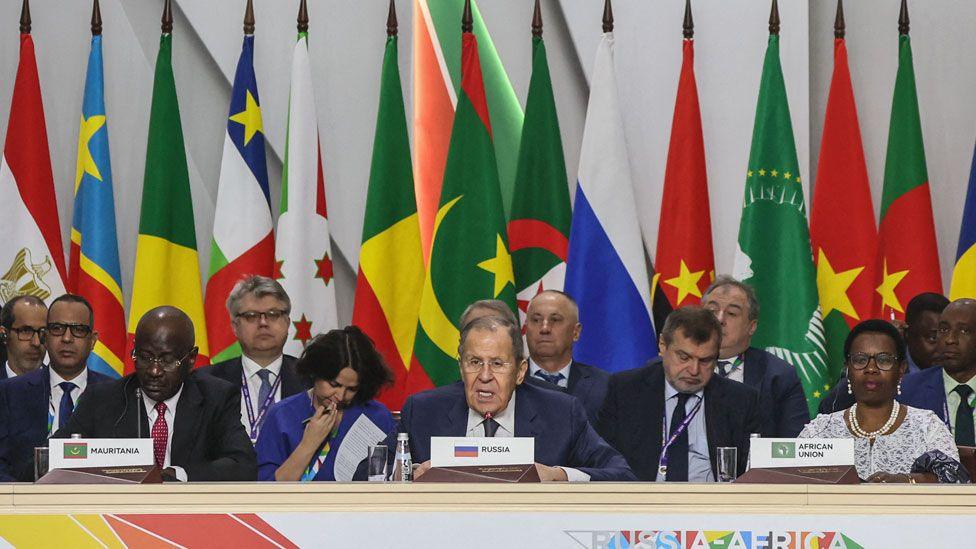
[333,413,387,481]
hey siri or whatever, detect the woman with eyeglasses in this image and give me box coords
[799,319,967,483]
[255,326,395,481]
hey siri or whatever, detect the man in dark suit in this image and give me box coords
[0,294,112,481]
[598,306,761,482]
[523,291,609,424]
[400,316,634,482]
[701,276,808,437]
[56,306,256,482]
[900,298,976,446]
[0,295,48,380]
[198,276,305,443]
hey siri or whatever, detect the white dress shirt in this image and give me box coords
[4,362,17,379]
[49,368,88,433]
[142,385,187,481]
[528,359,572,388]
[715,354,744,383]
[656,380,713,482]
[239,354,283,435]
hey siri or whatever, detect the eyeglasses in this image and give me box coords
[46,323,93,338]
[847,352,899,371]
[236,309,288,324]
[132,348,197,372]
[460,356,514,374]
[8,326,45,341]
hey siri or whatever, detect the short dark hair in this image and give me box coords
[660,306,722,347]
[843,319,906,360]
[905,292,949,326]
[48,294,94,326]
[1,295,46,330]
[703,275,760,321]
[458,299,517,326]
[458,315,525,364]
[295,326,394,405]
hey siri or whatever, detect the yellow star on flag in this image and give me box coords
[229,90,263,145]
[476,235,515,298]
[75,114,106,189]
[664,260,705,306]
[876,259,910,313]
[816,249,863,319]
[758,169,766,177]
[771,169,779,177]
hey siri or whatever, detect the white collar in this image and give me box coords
[142,383,184,413]
[466,394,517,436]
[240,354,283,379]
[49,367,88,392]
[664,379,704,400]
[528,358,572,379]
[4,362,17,379]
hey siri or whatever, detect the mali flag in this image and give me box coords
[412,28,516,387]
[950,144,976,300]
[876,20,942,318]
[128,33,209,367]
[353,19,426,411]
[68,32,125,378]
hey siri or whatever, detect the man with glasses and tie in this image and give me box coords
[701,276,809,437]
[199,276,307,445]
[0,295,48,379]
[397,315,634,481]
[0,294,111,481]
[55,306,256,481]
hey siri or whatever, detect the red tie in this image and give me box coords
[152,401,168,469]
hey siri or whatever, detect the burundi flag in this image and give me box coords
[950,144,976,300]
[810,12,878,383]
[508,11,571,323]
[205,33,275,362]
[275,31,338,357]
[68,32,125,378]
[128,33,209,367]
[412,27,516,387]
[412,0,523,259]
[352,15,426,411]
[733,27,828,416]
[876,9,942,319]
[564,31,658,373]
[0,23,67,308]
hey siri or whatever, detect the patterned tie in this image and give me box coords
[534,370,565,386]
[665,393,692,481]
[954,385,975,446]
[256,369,274,408]
[483,417,500,437]
[717,361,731,378]
[58,382,77,430]
[152,401,169,469]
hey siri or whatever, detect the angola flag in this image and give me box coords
[412,30,516,387]
[733,33,827,416]
[68,32,125,378]
[353,29,426,410]
[128,33,209,367]
[876,31,942,318]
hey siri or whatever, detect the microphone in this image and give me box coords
[135,387,143,438]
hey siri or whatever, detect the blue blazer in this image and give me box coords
[525,361,610,424]
[742,347,810,437]
[398,381,636,481]
[899,365,950,425]
[0,365,112,481]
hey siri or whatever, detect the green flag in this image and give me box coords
[733,35,827,415]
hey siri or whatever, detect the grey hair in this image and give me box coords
[702,275,760,321]
[226,275,292,318]
[458,316,525,364]
[458,299,517,327]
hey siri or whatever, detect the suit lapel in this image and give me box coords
[445,390,469,437]
[280,356,306,397]
[640,365,665,473]
[742,348,765,390]
[926,368,949,422]
[28,367,50,435]
[703,380,722,478]
[514,387,540,439]
[171,378,204,464]
[568,362,591,401]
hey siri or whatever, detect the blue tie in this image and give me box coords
[256,369,274,410]
[534,370,565,386]
[58,381,77,429]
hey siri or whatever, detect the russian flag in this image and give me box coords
[564,32,657,373]
[454,445,479,458]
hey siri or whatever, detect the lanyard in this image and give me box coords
[658,395,703,477]
[300,427,339,482]
[47,400,55,436]
[241,369,282,443]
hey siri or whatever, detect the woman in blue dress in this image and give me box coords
[256,326,395,481]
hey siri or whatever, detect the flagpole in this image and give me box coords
[20,0,30,34]
[834,0,845,39]
[899,0,909,35]
[683,0,693,40]
[462,0,472,33]
[387,0,397,37]
[91,0,102,36]
[602,0,613,33]
[769,0,780,36]
[244,0,255,35]
[532,0,542,38]
[162,0,172,34]
[298,0,308,34]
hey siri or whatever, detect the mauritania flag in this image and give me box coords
[950,144,976,300]
[0,29,66,308]
[412,0,522,259]
[412,30,515,387]
[68,33,125,378]
[205,34,274,362]
[733,32,827,415]
[275,31,338,357]
[353,28,425,410]
[129,34,209,367]
[564,32,657,373]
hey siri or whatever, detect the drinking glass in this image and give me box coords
[33,447,49,481]
[716,446,738,482]
[367,445,389,482]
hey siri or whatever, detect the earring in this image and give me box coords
[847,381,853,395]
[898,381,902,396]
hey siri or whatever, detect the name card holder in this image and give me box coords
[37,465,165,485]
[736,438,859,485]
[418,437,539,483]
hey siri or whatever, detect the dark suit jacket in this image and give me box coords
[0,365,112,481]
[898,366,950,424]
[742,347,810,437]
[525,361,610,424]
[54,372,257,482]
[397,381,635,481]
[596,358,762,481]
[197,354,306,398]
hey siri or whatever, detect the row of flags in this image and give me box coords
[2,0,973,414]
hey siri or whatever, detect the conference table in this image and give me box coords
[0,482,973,547]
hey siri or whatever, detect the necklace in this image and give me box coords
[848,401,900,439]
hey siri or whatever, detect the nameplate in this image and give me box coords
[430,437,534,467]
[48,439,154,470]
[749,438,854,468]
